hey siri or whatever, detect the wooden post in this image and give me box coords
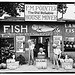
[50,32,53,61]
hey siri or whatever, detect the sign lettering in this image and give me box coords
[25,4,57,21]
[4,25,28,33]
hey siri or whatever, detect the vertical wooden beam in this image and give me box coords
[50,32,53,61]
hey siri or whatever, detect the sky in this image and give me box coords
[63,4,75,20]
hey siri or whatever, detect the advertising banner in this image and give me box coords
[53,36,62,46]
[25,4,57,21]
[16,36,25,52]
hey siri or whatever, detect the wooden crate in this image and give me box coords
[7,61,19,70]
[36,59,47,69]
[63,62,73,70]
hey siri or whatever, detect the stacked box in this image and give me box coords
[36,58,47,69]
[6,59,19,70]
[64,62,73,69]
[60,58,73,69]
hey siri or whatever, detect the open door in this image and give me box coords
[30,36,51,58]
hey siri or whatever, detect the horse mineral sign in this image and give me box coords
[25,4,57,21]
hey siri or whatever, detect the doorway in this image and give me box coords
[30,36,50,58]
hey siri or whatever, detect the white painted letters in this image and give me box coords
[4,25,28,33]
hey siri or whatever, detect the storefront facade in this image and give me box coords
[0,22,67,61]
[1,22,75,62]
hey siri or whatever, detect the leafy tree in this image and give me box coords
[17,3,24,12]
[57,4,68,18]
[57,4,67,14]
[0,3,24,17]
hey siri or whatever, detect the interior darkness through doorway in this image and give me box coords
[30,36,50,58]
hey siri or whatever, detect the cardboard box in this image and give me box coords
[7,61,19,70]
[60,59,73,69]
[63,62,73,70]
[36,59,47,69]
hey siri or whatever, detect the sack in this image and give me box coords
[16,55,26,65]
[0,63,7,69]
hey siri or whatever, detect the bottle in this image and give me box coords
[73,42,75,48]
[70,42,72,48]
[65,54,68,59]
[65,54,68,62]
[13,55,15,59]
[65,41,68,51]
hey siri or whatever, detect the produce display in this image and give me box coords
[60,55,73,69]
[64,41,75,51]
[36,48,47,69]
[37,47,46,59]
[36,59,47,69]
[0,46,15,69]
[6,59,19,70]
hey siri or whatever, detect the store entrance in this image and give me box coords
[30,36,50,58]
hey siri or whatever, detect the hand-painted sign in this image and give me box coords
[25,4,57,21]
[3,25,28,33]
[65,24,75,34]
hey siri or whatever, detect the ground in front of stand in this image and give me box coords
[0,60,75,72]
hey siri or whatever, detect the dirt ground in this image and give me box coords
[0,60,75,73]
